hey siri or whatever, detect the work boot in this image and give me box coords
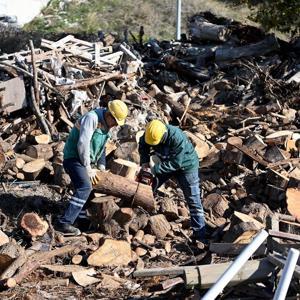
[55,222,81,236]
[75,218,92,232]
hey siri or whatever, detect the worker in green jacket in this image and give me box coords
[139,120,206,242]
[56,100,128,235]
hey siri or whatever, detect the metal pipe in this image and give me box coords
[273,248,300,300]
[202,230,269,300]
[176,0,181,40]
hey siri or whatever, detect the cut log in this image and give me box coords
[223,222,262,243]
[184,131,210,160]
[202,193,230,218]
[42,264,87,273]
[0,231,9,247]
[134,230,144,241]
[233,211,265,229]
[72,255,83,265]
[20,213,49,237]
[22,159,45,180]
[189,21,230,42]
[161,198,179,221]
[149,214,171,239]
[110,159,138,180]
[286,188,300,222]
[142,234,156,245]
[129,208,149,233]
[216,35,280,61]
[135,247,147,257]
[93,172,156,212]
[25,144,54,160]
[15,158,25,170]
[28,132,51,145]
[87,239,132,267]
[113,208,134,226]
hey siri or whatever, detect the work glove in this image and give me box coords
[86,165,101,185]
[4,150,15,161]
[98,164,106,172]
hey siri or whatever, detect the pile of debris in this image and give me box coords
[0,11,300,299]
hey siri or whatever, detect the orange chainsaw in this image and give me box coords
[136,169,154,186]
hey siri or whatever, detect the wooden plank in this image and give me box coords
[268,253,300,279]
[184,259,273,288]
[269,230,300,242]
[209,242,267,256]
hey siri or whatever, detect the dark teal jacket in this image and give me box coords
[139,125,199,175]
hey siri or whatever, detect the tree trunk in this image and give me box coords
[216,35,280,61]
[22,159,46,180]
[189,21,230,42]
[93,172,156,212]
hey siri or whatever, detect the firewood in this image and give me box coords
[113,207,134,226]
[134,230,144,241]
[22,159,46,180]
[0,231,9,247]
[216,35,279,61]
[233,212,265,229]
[87,239,132,267]
[25,144,54,160]
[142,234,156,245]
[135,247,147,257]
[72,254,83,265]
[72,268,100,287]
[184,131,210,160]
[286,188,300,222]
[93,172,156,212]
[15,158,25,169]
[41,264,88,273]
[223,222,262,243]
[161,198,179,221]
[129,208,149,233]
[202,193,230,218]
[20,213,49,237]
[149,214,171,239]
[189,19,230,42]
[110,158,138,180]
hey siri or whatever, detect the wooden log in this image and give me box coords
[87,239,132,267]
[20,213,49,237]
[93,172,156,212]
[72,255,83,265]
[149,84,199,125]
[113,208,134,226]
[286,188,300,222]
[1,243,84,287]
[189,21,230,42]
[110,158,138,180]
[161,198,179,221]
[22,159,45,180]
[30,133,51,145]
[202,193,230,218]
[216,35,280,61]
[129,208,149,233]
[15,158,25,170]
[25,144,54,160]
[149,214,171,239]
[223,221,262,243]
[56,72,124,92]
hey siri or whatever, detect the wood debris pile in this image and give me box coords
[0,12,300,299]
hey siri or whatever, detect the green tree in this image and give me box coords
[233,0,300,36]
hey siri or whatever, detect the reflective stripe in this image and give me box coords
[70,196,86,204]
[70,201,83,208]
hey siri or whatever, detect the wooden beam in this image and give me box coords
[269,230,300,242]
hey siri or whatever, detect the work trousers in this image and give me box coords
[154,169,206,240]
[60,158,92,224]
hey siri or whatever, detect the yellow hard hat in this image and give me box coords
[108,100,128,126]
[145,120,167,145]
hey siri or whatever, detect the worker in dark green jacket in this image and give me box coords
[139,120,206,242]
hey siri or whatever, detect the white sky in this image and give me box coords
[0,0,50,25]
